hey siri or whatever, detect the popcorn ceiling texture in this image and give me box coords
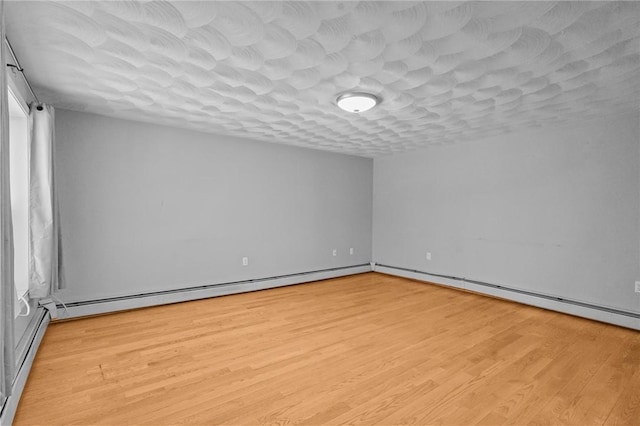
[6,1,640,157]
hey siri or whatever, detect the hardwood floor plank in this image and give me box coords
[14,273,640,425]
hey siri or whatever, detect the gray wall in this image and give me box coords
[55,109,640,315]
[55,110,372,303]
[373,114,640,314]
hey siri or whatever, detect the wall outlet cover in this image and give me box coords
[332,249,337,256]
[242,257,249,266]
[635,281,640,293]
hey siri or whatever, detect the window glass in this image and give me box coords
[8,88,29,316]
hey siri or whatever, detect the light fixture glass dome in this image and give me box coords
[336,92,379,113]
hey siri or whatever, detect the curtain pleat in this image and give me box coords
[0,0,17,401]
[29,104,63,298]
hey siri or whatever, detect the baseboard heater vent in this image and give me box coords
[0,308,50,425]
[377,264,640,321]
[56,264,371,318]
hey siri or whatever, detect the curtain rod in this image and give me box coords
[4,36,40,105]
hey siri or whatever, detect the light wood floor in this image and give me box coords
[15,273,640,425]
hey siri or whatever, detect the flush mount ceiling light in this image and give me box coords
[336,92,380,113]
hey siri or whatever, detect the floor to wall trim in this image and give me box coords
[0,309,49,426]
[375,264,640,331]
[56,264,372,319]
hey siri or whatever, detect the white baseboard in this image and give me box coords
[376,265,640,331]
[57,264,372,319]
[0,309,50,426]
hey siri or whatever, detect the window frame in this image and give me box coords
[7,78,31,317]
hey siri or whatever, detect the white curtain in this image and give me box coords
[28,104,64,299]
[0,0,17,401]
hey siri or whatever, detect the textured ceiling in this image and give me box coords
[6,1,640,157]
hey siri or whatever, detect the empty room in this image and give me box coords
[1,0,639,424]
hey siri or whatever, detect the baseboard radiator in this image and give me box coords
[55,264,372,319]
[0,308,50,426]
[375,264,640,331]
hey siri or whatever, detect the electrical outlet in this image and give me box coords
[426,252,432,261]
[332,249,337,257]
[242,257,249,266]
[349,248,354,255]
[635,281,640,293]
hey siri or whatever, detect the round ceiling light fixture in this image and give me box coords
[336,92,380,113]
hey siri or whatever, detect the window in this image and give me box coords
[8,88,29,317]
